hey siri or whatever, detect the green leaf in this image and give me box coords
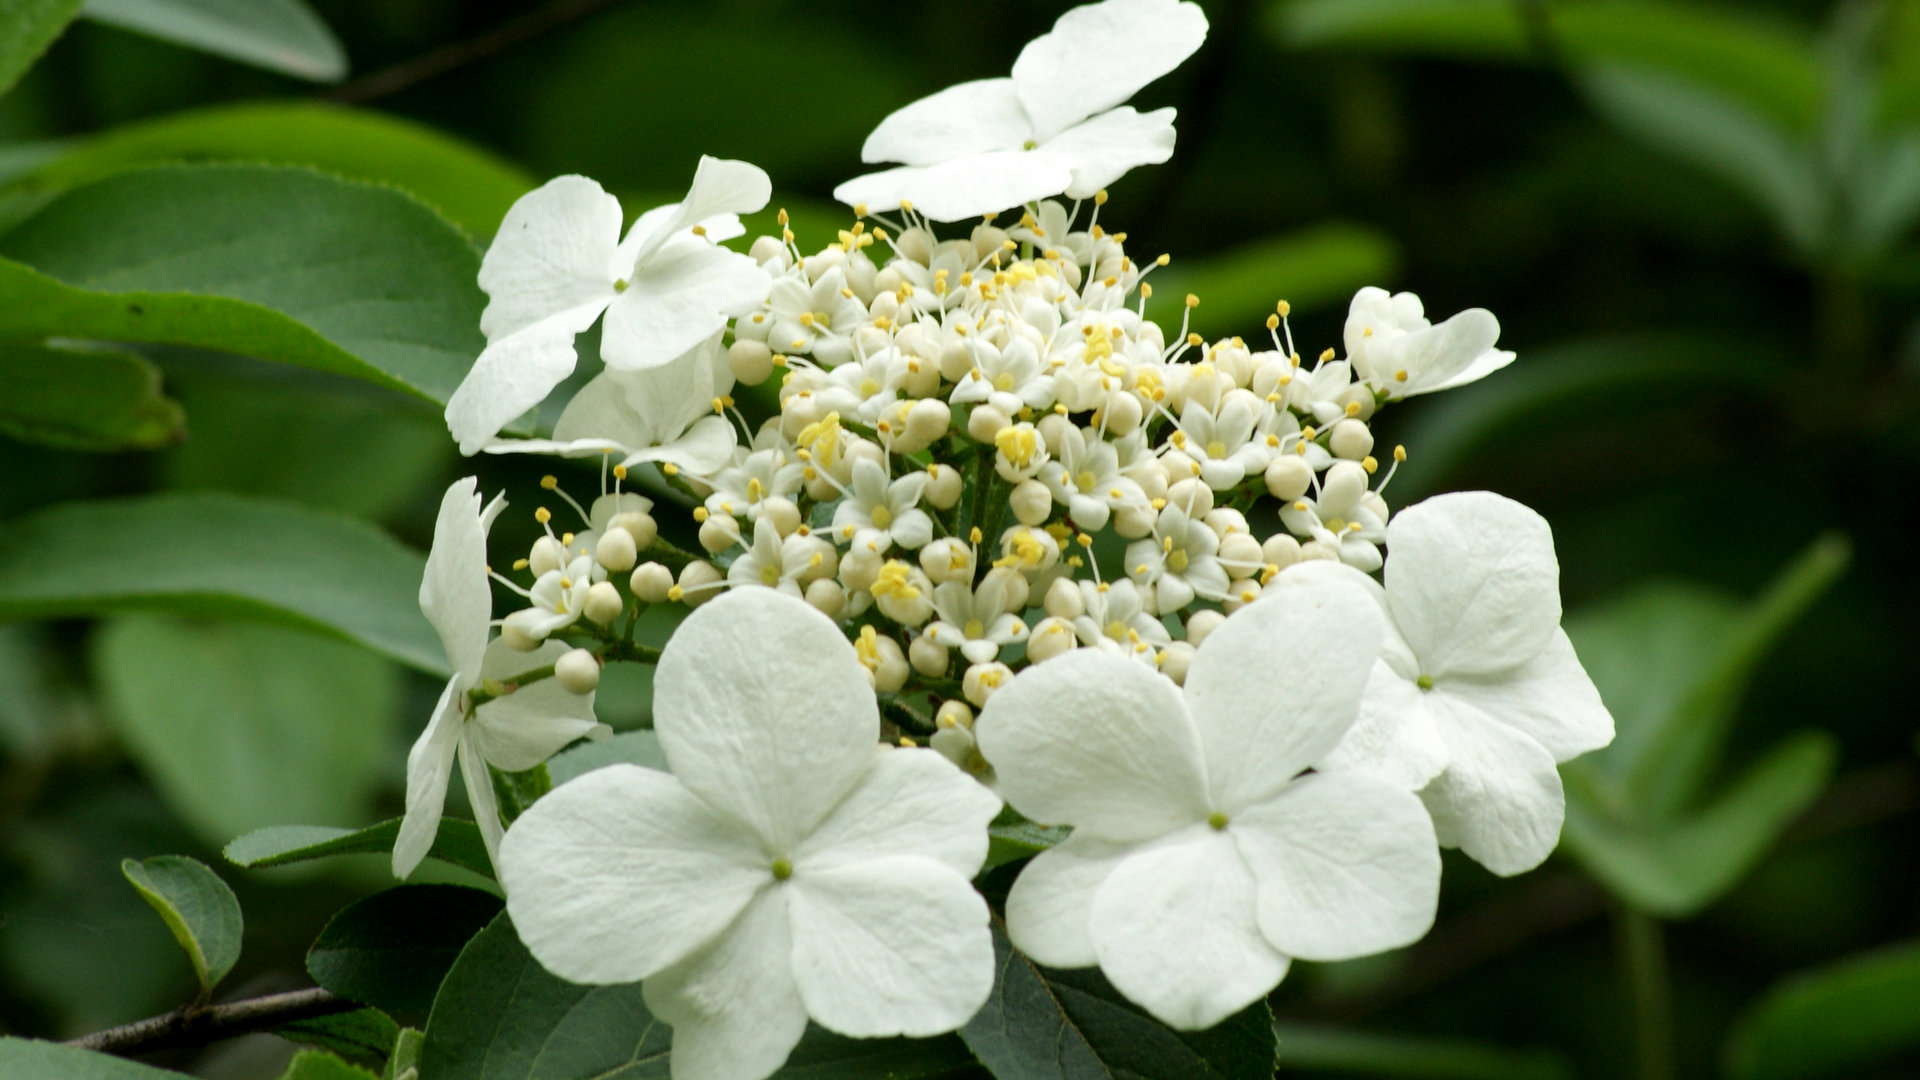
[119,854,243,995]
[1724,939,1920,1080]
[0,1038,190,1078]
[93,616,399,844]
[0,340,183,451]
[982,812,1068,873]
[1148,223,1399,339]
[308,886,504,1027]
[277,1009,403,1064]
[547,729,667,786]
[1270,1023,1571,1079]
[274,1050,381,1080]
[959,918,1276,1080]
[81,0,346,82]
[226,818,493,879]
[0,0,88,95]
[0,102,536,235]
[0,492,445,674]
[1562,731,1837,917]
[777,1028,977,1079]
[0,164,484,408]
[383,1029,424,1080]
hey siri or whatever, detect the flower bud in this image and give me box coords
[759,497,802,537]
[499,608,544,651]
[804,578,846,618]
[1218,533,1264,575]
[923,464,962,510]
[1262,533,1302,570]
[678,561,723,606]
[935,699,974,730]
[583,581,624,625]
[1265,455,1313,500]
[962,661,1013,707]
[630,561,674,603]
[1166,478,1213,518]
[1324,460,1369,509]
[698,513,742,553]
[1185,608,1226,646]
[1222,578,1263,614]
[840,546,883,593]
[939,342,974,382]
[727,339,774,385]
[1010,479,1052,525]
[1336,384,1377,421]
[966,403,1011,445]
[971,224,1011,262]
[1026,616,1078,663]
[1113,503,1156,539]
[611,511,657,550]
[595,527,638,573]
[893,398,951,455]
[909,634,950,677]
[867,635,910,694]
[1100,390,1144,438]
[900,354,941,398]
[1035,412,1074,452]
[555,648,601,695]
[1044,576,1085,619]
[748,234,786,265]
[1299,539,1339,562]
[791,535,838,585]
[919,537,974,584]
[529,535,567,577]
[1330,418,1374,461]
[1159,641,1196,685]
[1205,508,1249,538]
[930,725,976,770]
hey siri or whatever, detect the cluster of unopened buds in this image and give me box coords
[395,2,1617,1079]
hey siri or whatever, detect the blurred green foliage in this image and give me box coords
[0,0,1916,1078]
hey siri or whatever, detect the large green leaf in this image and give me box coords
[1148,223,1399,340]
[0,102,535,235]
[1270,1023,1570,1079]
[0,1038,189,1078]
[274,1051,380,1080]
[0,492,444,673]
[81,0,346,82]
[120,854,243,995]
[0,0,88,95]
[226,818,493,879]
[307,885,503,1027]
[93,615,400,845]
[0,164,484,407]
[0,340,183,451]
[1724,939,1920,1080]
[278,1009,403,1064]
[959,919,1275,1080]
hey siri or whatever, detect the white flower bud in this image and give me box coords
[791,535,838,585]
[940,342,974,382]
[935,699,974,730]
[962,661,1013,707]
[1324,460,1370,509]
[971,224,1011,261]
[1166,478,1214,518]
[1217,533,1264,576]
[1100,390,1144,437]
[1186,608,1226,646]
[529,536,567,577]
[1205,508,1250,538]
[868,289,900,324]
[930,725,976,770]
[727,339,774,386]
[1330,418,1374,461]
[1362,490,1390,524]
[748,235,786,265]
[1035,412,1073,452]
[594,527,637,573]
[872,561,935,626]
[698,513,742,554]
[909,634,950,677]
[1010,479,1052,525]
[1222,578,1263,614]
[898,398,951,454]
[1044,576,1085,619]
[966,403,1011,445]
[923,464,962,510]
[1265,455,1314,500]
[1114,503,1157,539]
[583,580,624,625]
[804,469,841,502]
[760,497,802,537]
[1026,616,1078,663]
[867,635,910,694]
[1262,533,1302,570]
[610,511,657,550]
[554,648,600,695]
[900,354,942,398]
[1159,641,1196,685]
[804,578,846,617]
[919,537,974,584]
[1336,384,1377,421]
[677,561,723,606]
[499,609,544,651]
[1299,539,1339,562]
[840,546,883,593]
[630,561,674,603]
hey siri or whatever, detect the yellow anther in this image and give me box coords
[1094,189,1109,205]
[612,464,628,480]
[512,558,529,570]
[772,353,788,367]
[851,203,867,218]
[969,526,983,544]
[1266,314,1280,330]
[1187,332,1203,346]
[691,224,707,236]
[534,507,552,524]
[663,463,679,476]
[778,208,790,225]
[692,507,710,522]
[540,475,558,490]
[1184,293,1198,308]
[561,532,575,545]
[667,585,684,602]
[899,199,914,212]
[1319,348,1335,362]
[1362,456,1379,474]
[1395,369,1409,382]
[1394,445,1408,462]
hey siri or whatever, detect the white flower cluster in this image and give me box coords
[392,2,1616,1079]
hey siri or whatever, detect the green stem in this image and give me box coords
[603,639,662,664]
[467,662,557,709]
[879,695,935,734]
[1613,905,1675,1080]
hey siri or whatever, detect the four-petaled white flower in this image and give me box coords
[499,588,1001,1080]
[834,0,1209,221]
[926,567,1031,664]
[832,459,934,554]
[395,478,607,878]
[445,157,772,454]
[1344,287,1515,400]
[1126,504,1229,612]
[1305,491,1614,875]
[1043,424,1149,532]
[975,576,1440,1029]
[726,517,815,597]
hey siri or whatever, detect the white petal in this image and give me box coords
[1089,828,1288,1030]
[1231,772,1438,962]
[974,649,1210,842]
[471,639,607,772]
[458,726,503,872]
[653,588,880,852]
[1044,106,1178,198]
[1322,661,1450,789]
[1440,628,1613,762]
[477,175,622,341]
[620,414,741,477]
[419,479,491,676]
[628,157,773,267]
[1183,574,1382,811]
[1420,698,1565,876]
[643,889,809,1080]
[1386,491,1561,678]
[789,857,995,1038]
[603,240,772,371]
[499,764,770,984]
[445,321,583,456]
[1012,0,1209,141]
[392,679,463,878]
[1423,346,1516,396]
[860,78,1032,166]
[796,748,1001,878]
[833,151,1076,223]
[1003,832,1131,969]
[1390,308,1506,397]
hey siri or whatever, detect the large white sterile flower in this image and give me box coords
[395,479,606,878]
[483,334,740,477]
[975,577,1440,1030]
[833,0,1208,221]
[445,157,772,454]
[1323,491,1612,876]
[498,589,1001,1080]
[1343,287,1515,400]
